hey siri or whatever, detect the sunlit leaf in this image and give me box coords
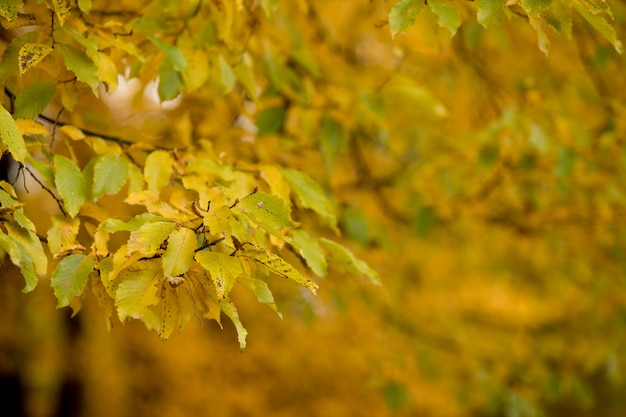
[291,229,327,277]
[77,0,92,13]
[574,2,623,53]
[477,0,506,28]
[52,0,71,26]
[283,168,337,231]
[389,0,425,38]
[15,119,48,135]
[144,150,172,194]
[217,297,247,350]
[92,154,129,201]
[239,246,318,294]
[18,43,52,75]
[159,283,179,340]
[127,221,176,256]
[100,213,167,233]
[5,220,47,278]
[319,238,381,285]
[195,250,243,299]
[51,254,94,307]
[218,55,236,94]
[428,0,462,37]
[237,274,282,318]
[47,214,80,255]
[0,232,37,292]
[0,0,22,21]
[162,227,197,277]
[0,106,26,163]
[238,191,296,234]
[58,43,100,94]
[54,155,87,218]
[116,265,161,321]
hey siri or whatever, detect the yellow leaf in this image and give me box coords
[59,124,86,140]
[18,43,53,76]
[52,0,72,26]
[15,119,49,135]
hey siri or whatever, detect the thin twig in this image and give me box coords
[23,165,67,216]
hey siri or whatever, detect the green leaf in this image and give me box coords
[144,150,172,194]
[51,254,94,307]
[389,0,425,38]
[521,0,553,16]
[0,232,38,292]
[218,55,236,94]
[0,106,26,163]
[428,0,462,37]
[238,191,296,234]
[162,227,197,277]
[13,80,56,120]
[144,33,187,71]
[291,229,327,277]
[256,106,286,136]
[115,265,161,321]
[477,0,506,28]
[217,297,247,351]
[575,3,623,53]
[239,246,318,294]
[58,43,100,94]
[282,168,337,231]
[101,213,167,233]
[0,0,23,21]
[47,214,80,254]
[5,220,47,279]
[195,250,243,300]
[157,60,184,101]
[0,32,36,84]
[237,275,282,318]
[319,238,381,285]
[127,221,176,256]
[320,115,344,169]
[92,154,129,201]
[54,155,86,218]
[18,43,53,75]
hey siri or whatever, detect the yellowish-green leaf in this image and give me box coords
[51,254,94,307]
[0,0,23,21]
[52,0,71,26]
[116,265,161,321]
[5,220,47,278]
[144,150,172,194]
[283,168,338,231]
[529,16,550,55]
[218,55,235,94]
[260,165,291,204]
[260,0,277,17]
[575,2,623,53]
[93,52,119,92]
[477,0,506,28]
[319,238,381,285]
[101,213,167,233]
[291,229,327,277]
[217,297,247,350]
[195,250,242,299]
[162,227,197,277]
[0,106,26,162]
[18,43,52,75]
[158,60,184,101]
[0,232,37,292]
[239,246,318,294]
[58,43,100,94]
[54,155,86,218]
[47,214,80,255]
[238,191,296,234]
[521,0,553,16]
[237,274,282,319]
[144,33,187,71]
[14,81,56,119]
[127,221,176,256]
[389,0,425,38]
[428,0,462,37]
[77,0,92,13]
[92,154,129,200]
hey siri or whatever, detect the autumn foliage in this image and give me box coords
[1,0,626,416]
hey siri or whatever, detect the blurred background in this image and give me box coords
[2,1,626,416]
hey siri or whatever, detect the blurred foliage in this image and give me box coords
[1,0,626,416]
